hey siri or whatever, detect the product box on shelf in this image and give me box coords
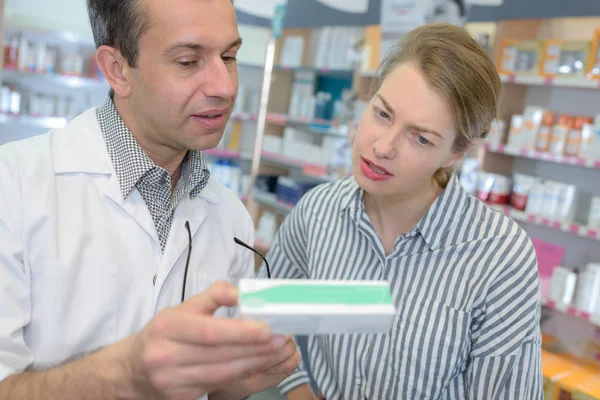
[535,111,555,152]
[275,177,318,206]
[508,107,544,150]
[507,114,524,147]
[541,40,592,78]
[581,122,600,160]
[498,39,544,76]
[589,197,600,231]
[485,119,506,145]
[575,264,600,316]
[566,117,594,157]
[524,178,577,223]
[476,172,512,205]
[549,266,578,305]
[588,29,600,79]
[551,115,575,155]
[511,173,538,211]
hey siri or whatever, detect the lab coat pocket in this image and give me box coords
[389,293,471,399]
[31,257,119,361]
[192,272,238,317]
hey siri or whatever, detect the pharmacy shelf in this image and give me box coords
[499,74,600,90]
[204,148,241,159]
[541,297,600,327]
[275,65,353,78]
[260,150,332,183]
[492,205,600,242]
[232,111,347,137]
[484,143,600,170]
[0,113,67,129]
[2,69,109,90]
[266,112,334,128]
[253,190,294,215]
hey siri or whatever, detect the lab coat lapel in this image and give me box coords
[103,175,161,248]
[52,107,162,249]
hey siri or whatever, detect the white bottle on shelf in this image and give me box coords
[17,37,29,72]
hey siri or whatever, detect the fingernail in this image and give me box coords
[272,336,286,348]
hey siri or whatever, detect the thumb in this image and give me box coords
[182,280,239,315]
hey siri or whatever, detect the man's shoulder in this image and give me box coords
[0,108,99,170]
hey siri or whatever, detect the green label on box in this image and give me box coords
[241,284,393,309]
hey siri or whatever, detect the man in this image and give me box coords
[0,0,300,399]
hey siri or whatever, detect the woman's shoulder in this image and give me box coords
[456,194,535,265]
[294,175,359,216]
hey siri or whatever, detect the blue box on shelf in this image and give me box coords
[276,177,318,206]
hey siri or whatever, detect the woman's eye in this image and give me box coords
[417,135,432,146]
[377,109,390,120]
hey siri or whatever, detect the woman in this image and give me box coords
[259,23,542,400]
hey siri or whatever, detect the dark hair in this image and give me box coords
[87,0,235,69]
[87,0,149,68]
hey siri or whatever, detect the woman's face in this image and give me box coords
[352,63,464,197]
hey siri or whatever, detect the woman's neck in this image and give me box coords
[363,180,443,255]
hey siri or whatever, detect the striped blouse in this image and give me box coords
[257,174,543,399]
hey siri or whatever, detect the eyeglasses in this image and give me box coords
[180,222,271,303]
[233,237,271,279]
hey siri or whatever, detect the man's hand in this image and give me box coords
[210,335,301,399]
[130,281,294,400]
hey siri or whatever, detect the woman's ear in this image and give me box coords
[95,46,133,98]
[442,140,479,169]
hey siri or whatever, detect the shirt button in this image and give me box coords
[153,275,157,285]
[159,174,169,186]
[356,378,361,385]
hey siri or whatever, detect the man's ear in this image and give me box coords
[96,46,132,97]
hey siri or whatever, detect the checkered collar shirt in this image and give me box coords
[96,96,210,251]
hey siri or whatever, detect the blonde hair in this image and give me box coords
[369,23,501,188]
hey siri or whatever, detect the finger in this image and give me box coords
[152,349,292,390]
[150,312,272,345]
[145,335,290,367]
[263,345,301,375]
[182,280,238,315]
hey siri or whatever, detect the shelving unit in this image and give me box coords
[542,297,600,327]
[492,205,600,241]
[0,113,66,129]
[253,189,295,215]
[484,143,600,169]
[499,73,600,90]
[3,68,108,90]
[471,17,600,369]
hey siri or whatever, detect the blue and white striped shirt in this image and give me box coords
[258,174,543,399]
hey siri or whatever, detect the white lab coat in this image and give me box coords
[0,108,256,388]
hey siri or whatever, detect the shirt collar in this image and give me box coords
[415,175,468,250]
[96,96,210,200]
[342,174,468,250]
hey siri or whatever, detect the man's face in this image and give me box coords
[127,0,241,152]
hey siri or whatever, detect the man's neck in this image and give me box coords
[113,95,187,178]
[364,180,442,243]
